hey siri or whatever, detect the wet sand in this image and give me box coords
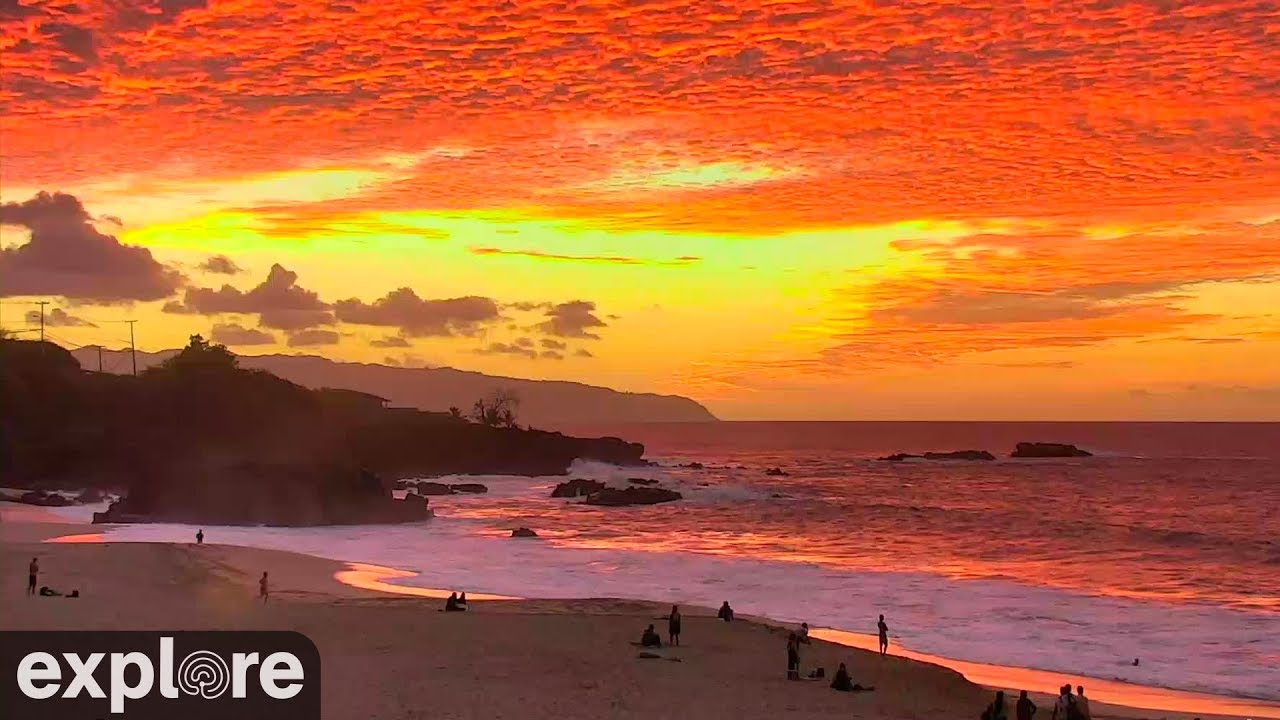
[3,515,1274,720]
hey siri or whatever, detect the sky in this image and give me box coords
[2,0,1278,420]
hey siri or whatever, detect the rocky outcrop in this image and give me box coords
[551,478,607,498]
[13,490,75,507]
[1010,442,1092,458]
[450,483,489,494]
[511,527,538,538]
[880,450,995,462]
[628,478,659,485]
[584,486,683,506]
[411,482,454,496]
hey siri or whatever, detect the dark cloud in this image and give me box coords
[370,335,411,348]
[574,348,594,358]
[477,341,536,359]
[197,254,242,274]
[536,300,606,339]
[211,323,276,346]
[334,288,500,337]
[540,350,564,360]
[0,192,182,301]
[540,338,566,350]
[24,307,95,327]
[287,328,340,347]
[166,263,336,329]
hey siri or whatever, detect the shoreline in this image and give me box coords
[5,509,1277,719]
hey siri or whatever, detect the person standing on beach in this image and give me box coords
[1050,684,1079,720]
[1075,686,1091,720]
[982,690,1009,720]
[196,529,204,545]
[667,605,682,646]
[877,614,889,656]
[27,557,39,596]
[259,572,269,603]
[786,631,801,680]
[1016,690,1037,720]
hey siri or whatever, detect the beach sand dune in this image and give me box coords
[0,524,1250,719]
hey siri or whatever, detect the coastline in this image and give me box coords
[5,511,1274,720]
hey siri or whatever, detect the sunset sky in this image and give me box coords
[2,0,1278,420]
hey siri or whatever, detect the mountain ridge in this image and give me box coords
[71,347,718,426]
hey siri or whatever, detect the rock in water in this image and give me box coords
[1010,442,1092,458]
[880,450,995,461]
[765,467,788,476]
[584,486,682,506]
[551,478,607,498]
[449,483,489,494]
[511,527,538,538]
[414,482,455,495]
[628,478,659,485]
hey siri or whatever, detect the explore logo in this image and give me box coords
[1,631,320,719]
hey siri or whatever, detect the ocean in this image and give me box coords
[73,421,1280,704]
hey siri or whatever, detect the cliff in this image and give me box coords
[70,348,717,426]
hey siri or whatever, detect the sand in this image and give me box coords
[0,516,1269,720]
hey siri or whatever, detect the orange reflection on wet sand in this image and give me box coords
[334,562,518,600]
[46,533,107,543]
[811,628,1280,719]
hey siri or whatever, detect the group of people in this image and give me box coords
[444,592,469,612]
[982,685,1092,720]
[638,601,735,648]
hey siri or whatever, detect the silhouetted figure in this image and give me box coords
[1075,686,1091,720]
[668,605,682,646]
[641,624,662,647]
[1016,690,1038,720]
[799,622,811,643]
[877,614,889,656]
[39,586,61,597]
[982,690,1008,720]
[1133,658,1140,666]
[27,557,38,597]
[196,529,204,545]
[457,592,468,611]
[444,592,462,612]
[786,632,801,680]
[1051,684,1081,720]
[829,662,874,692]
[259,572,269,602]
[717,601,734,622]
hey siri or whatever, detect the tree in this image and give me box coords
[471,389,519,428]
[153,334,239,374]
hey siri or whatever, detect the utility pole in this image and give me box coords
[126,320,137,376]
[35,300,49,342]
[97,345,104,373]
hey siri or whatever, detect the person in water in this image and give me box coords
[196,529,204,545]
[786,632,801,680]
[259,572,269,603]
[457,592,468,610]
[1016,690,1037,720]
[641,624,662,648]
[877,614,889,656]
[27,557,39,597]
[829,662,874,692]
[982,690,1009,720]
[717,601,734,622]
[667,605,682,646]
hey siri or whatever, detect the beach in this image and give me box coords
[3,514,1271,720]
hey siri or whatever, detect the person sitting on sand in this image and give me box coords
[457,592,468,611]
[799,622,811,643]
[641,624,662,647]
[445,592,462,612]
[668,605,682,646]
[877,614,889,656]
[829,662,874,692]
[1075,686,1091,720]
[786,632,801,680]
[28,557,39,597]
[717,601,734,622]
[1016,690,1037,720]
[259,572,269,603]
[982,690,1009,720]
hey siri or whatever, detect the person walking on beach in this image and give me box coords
[786,631,801,680]
[877,614,889,656]
[196,529,204,545]
[667,605,682,646]
[258,572,269,603]
[982,690,1009,720]
[1016,690,1037,720]
[1075,686,1091,720]
[27,557,39,596]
